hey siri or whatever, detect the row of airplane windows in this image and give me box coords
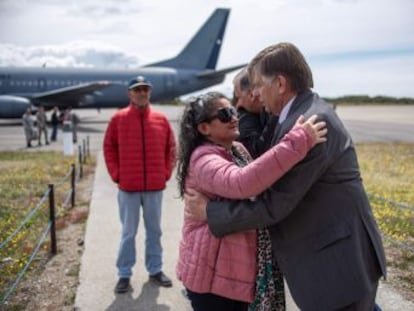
[0,80,129,87]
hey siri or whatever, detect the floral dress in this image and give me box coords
[230,144,286,311]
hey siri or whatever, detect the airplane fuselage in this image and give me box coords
[0,66,223,106]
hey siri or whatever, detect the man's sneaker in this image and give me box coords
[114,278,131,293]
[149,271,172,287]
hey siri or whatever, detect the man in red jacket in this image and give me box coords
[103,75,176,293]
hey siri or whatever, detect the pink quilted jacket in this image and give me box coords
[176,126,315,303]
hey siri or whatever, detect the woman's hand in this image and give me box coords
[184,188,209,221]
[294,114,327,145]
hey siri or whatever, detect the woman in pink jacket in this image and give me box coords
[176,92,327,311]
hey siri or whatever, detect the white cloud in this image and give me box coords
[0,42,141,68]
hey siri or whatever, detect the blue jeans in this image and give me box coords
[116,190,163,278]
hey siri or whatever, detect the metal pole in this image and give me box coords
[71,163,76,208]
[78,145,83,179]
[82,139,86,163]
[48,184,57,255]
[87,135,90,158]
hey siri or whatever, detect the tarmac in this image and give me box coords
[71,106,414,311]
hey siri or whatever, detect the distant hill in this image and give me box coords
[323,95,414,105]
[161,95,414,106]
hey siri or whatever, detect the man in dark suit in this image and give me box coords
[232,67,277,159]
[186,42,386,311]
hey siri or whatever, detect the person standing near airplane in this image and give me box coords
[22,107,35,148]
[103,75,176,293]
[50,106,60,142]
[186,42,386,310]
[69,108,80,144]
[36,105,49,146]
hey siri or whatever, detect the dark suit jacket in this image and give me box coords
[237,107,277,159]
[206,90,386,311]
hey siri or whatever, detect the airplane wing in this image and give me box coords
[196,64,247,79]
[31,81,111,104]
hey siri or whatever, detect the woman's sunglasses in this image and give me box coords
[206,107,237,123]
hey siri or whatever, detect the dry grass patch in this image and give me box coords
[356,142,414,301]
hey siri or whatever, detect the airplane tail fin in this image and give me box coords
[147,8,230,70]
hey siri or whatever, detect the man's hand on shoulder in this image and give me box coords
[184,188,209,221]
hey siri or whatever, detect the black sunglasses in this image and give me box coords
[206,107,237,123]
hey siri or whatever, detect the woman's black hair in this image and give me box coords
[176,91,228,197]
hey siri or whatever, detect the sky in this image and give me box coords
[0,0,413,98]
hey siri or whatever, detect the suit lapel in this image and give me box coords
[270,90,314,145]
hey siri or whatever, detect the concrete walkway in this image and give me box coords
[74,151,414,311]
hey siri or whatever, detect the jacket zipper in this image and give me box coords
[140,112,147,190]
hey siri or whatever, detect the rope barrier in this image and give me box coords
[0,189,50,250]
[55,168,73,187]
[1,222,52,304]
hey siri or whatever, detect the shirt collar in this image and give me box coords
[278,95,296,124]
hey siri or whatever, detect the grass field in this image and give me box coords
[0,143,413,302]
[356,143,414,296]
[0,151,95,302]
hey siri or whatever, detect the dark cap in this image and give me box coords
[128,75,153,90]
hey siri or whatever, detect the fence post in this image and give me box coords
[82,139,87,164]
[87,135,90,158]
[71,163,76,209]
[48,184,57,255]
[78,146,83,179]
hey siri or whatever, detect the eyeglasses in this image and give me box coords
[206,107,237,123]
[131,86,150,93]
[232,92,239,106]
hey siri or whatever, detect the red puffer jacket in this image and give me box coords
[103,104,176,191]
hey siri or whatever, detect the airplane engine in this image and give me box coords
[0,95,32,118]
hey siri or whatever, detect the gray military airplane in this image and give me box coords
[0,8,244,118]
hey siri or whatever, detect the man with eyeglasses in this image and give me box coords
[103,75,176,293]
[232,68,278,158]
